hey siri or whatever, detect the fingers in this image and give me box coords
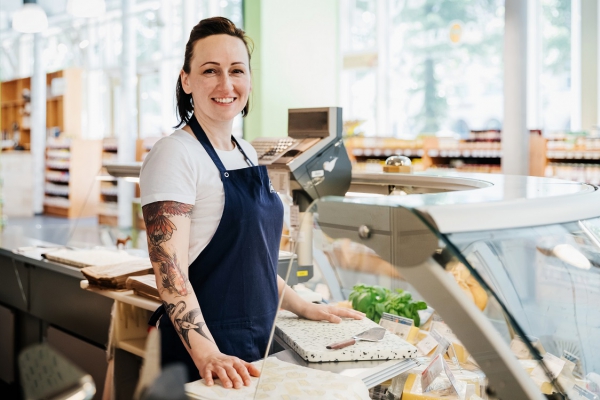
[330,306,365,320]
[245,361,262,377]
[201,356,256,389]
[326,312,342,323]
[202,367,214,386]
[224,364,244,389]
[214,366,233,389]
[233,360,253,386]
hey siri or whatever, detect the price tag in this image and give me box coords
[510,336,532,359]
[430,321,457,340]
[442,356,467,400]
[570,385,599,400]
[379,312,413,340]
[418,306,435,325]
[290,205,299,229]
[417,333,439,356]
[431,329,451,355]
[421,354,444,392]
[532,353,566,381]
[563,350,584,378]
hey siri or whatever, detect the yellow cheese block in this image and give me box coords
[402,371,482,399]
[406,326,421,345]
[444,341,469,364]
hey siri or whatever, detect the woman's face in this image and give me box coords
[181,34,251,123]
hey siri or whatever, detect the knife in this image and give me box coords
[326,327,386,350]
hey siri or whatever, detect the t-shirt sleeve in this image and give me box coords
[140,136,196,207]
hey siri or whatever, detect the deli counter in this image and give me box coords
[2,171,600,399]
[256,172,600,400]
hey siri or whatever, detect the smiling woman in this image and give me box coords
[139,16,364,390]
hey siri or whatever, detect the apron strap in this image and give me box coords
[148,304,165,328]
[188,115,254,171]
[232,136,255,167]
[189,115,227,172]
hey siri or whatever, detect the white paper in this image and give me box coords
[417,333,439,356]
[422,354,445,392]
[510,336,532,359]
[185,357,370,400]
[532,352,566,381]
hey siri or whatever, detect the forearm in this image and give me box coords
[143,201,219,360]
[277,275,309,317]
[158,284,219,357]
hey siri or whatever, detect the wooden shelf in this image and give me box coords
[44,205,70,217]
[98,213,118,227]
[44,139,102,218]
[118,339,147,358]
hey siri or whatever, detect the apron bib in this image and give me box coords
[152,115,283,381]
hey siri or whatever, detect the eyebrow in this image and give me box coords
[200,61,247,67]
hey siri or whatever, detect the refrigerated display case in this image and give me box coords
[259,173,600,400]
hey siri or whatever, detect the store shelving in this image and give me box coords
[1,77,31,149]
[1,68,82,151]
[346,131,547,177]
[543,133,600,185]
[44,138,102,218]
[98,137,119,226]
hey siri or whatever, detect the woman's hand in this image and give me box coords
[196,351,261,389]
[300,303,365,323]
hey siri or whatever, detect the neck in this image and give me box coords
[191,111,235,151]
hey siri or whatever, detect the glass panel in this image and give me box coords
[257,197,565,399]
[446,217,600,394]
[258,194,600,398]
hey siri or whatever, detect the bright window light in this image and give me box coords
[12,3,48,33]
[67,0,106,18]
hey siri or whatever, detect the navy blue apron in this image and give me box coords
[150,115,283,382]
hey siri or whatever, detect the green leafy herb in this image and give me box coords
[349,284,428,326]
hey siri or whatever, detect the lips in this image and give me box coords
[212,97,236,104]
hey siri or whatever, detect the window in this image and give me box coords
[341,0,504,138]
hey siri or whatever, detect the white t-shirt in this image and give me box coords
[140,129,258,265]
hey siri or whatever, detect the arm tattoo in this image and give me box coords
[142,201,193,295]
[149,246,189,296]
[143,201,193,247]
[163,300,212,349]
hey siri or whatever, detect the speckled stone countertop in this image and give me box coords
[276,310,418,363]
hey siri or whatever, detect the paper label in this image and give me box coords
[421,354,444,392]
[379,312,413,340]
[431,329,451,356]
[268,169,290,194]
[563,350,584,378]
[570,385,599,400]
[510,336,532,359]
[532,352,566,381]
[311,170,324,178]
[431,321,457,341]
[418,306,435,325]
[417,333,439,356]
[443,357,467,400]
[290,205,299,228]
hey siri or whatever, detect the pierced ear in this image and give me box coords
[180,70,192,95]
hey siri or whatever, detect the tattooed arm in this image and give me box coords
[143,201,259,388]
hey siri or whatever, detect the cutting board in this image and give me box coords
[185,357,370,399]
[275,310,418,363]
[44,248,143,268]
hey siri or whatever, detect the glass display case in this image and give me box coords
[257,174,600,400]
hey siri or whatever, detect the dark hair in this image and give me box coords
[175,17,253,128]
